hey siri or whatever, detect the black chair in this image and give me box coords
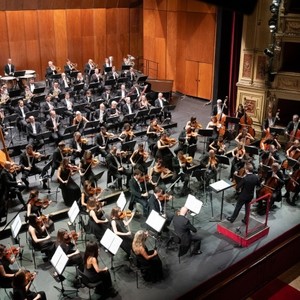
[166,230,190,263]
[77,267,103,299]
[27,235,45,268]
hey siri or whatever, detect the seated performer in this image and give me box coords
[73,111,88,134]
[149,158,173,191]
[199,149,218,186]
[26,116,44,150]
[173,206,202,255]
[45,110,63,145]
[70,131,87,163]
[79,149,98,184]
[15,100,29,132]
[128,169,149,217]
[57,158,81,207]
[146,118,164,155]
[119,122,135,143]
[154,92,171,121]
[50,141,66,178]
[110,207,134,256]
[235,127,255,146]
[129,143,149,174]
[132,230,163,283]
[83,241,117,297]
[209,135,226,155]
[19,144,49,190]
[95,126,114,159]
[229,142,246,180]
[156,132,176,170]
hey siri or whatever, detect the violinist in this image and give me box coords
[79,150,97,184]
[128,169,149,217]
[111,207,134,256]
[148,186,174,231]
[50,141,67,178]
[229,142,246,180]
[156,132,176,170]
[146,118,164,155]
[227,163,260,224]
[26,189,54,233]
[12,269,47,300]
[19,144,49,190]
[70,131,86,163]
[0,243,19,288]
[1,161,26,208]
[175,127,198,157]
[27,214,56,261]
[95,126,113,159]
[130,143,149,174]
[209,135,226,155]
[57,158,81,207]
[235,127,255,146]
[86,197,110,241]
[73,111,88,134]
[55,229,84,271]
[119,122,135,143]
[148,158,173,191]
[200,150,218,186]
[171,151,193,196]
[185,116,202,132]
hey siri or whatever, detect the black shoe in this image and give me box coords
[191,250,202,256]
[241,219,246,224]
[226,217,234,223]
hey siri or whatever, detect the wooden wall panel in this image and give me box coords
[185,60,198,96]
[166,12,177,86]
[81,9,95,64]
[0,12,10,72]
[198,63,213,99]
[93,9,107,67]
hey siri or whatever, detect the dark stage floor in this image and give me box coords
[0,94,299,300]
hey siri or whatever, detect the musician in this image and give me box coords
[138,94,151,110]
[50,141,66,178]
[175,127,198,157]
[236,104,245,119]
[90,68,103,84]
[0,84,9,106]
[286,139,300,159]
[107,100,120,119]
[19,144,49,190]
[27,214,56,260]
[227,163,260,224]
[42,94,56,118]
[173,206,202,255]
[45,61,57,86]
[15,99,29,132]
[28,78,36,93]
[73,111,88,134]
[235,127,255,146]
[200,149,218,186]
[122,96,135,116]
[117,84,128,102]
[110,66,119,80]
[156,132,176,170]
[146,118,164,155]
[103,57,111,70]
[119,123,135,143]
[132,230,163,283]
[55,229,84,270]
[83,89,95,120]
[61,92,74,121]
[148,186,174,230]
[185,116,202,132]
[68,132,84,164]
[106,146,132,189]
[229,142,246,180]
[59,72,71,91]
[209,135,226,155]
[79,149,98,184]
[23,85,35,111]
[84,59,96,80]
[4,58,15,76]
[95,126,112,158]
[73,72,85,85]
[111,207,134,256]
[101,88,113,105]
[83,241,117,297]
[212,99,228,116]
[171,151,193,196]
[86,198,109,241]
[12,269,47,300]
[148,158,173,191]
[130,143,149,174]
[57,158,81,207]
[49,81,62,101]
[154,92,171,121]
[26,116,44,150]
[263,111,277,132]
[261,132,281,150]
[0,244,19,288]
[64,59,75,76]
[45,110,63,144]
[93,103,107,126]
[0,161,26,207]
[285,114,300,142]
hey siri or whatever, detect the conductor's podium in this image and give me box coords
[217,194,271,247]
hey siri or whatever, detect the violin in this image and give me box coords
[9,163,22,173]
[118,210,133,219]
[162,136,177,146]
[179,154,193,164]
[5,246,20,259]
[25,270,36,285]
[62,147,73,154]
[88,186,102,195]
[153,123,164,133]
[157,193,173,202]
[66,164,80,171]
[64,230,79,244]
[33,198,51,208]
[138,174,150,183]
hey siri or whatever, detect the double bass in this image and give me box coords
[260,111,280,151]
[216,97,228,137]
[240,111,255,138]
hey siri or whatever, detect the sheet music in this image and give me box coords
[116,192,127,211]
[100,229,123,255]
[68,201,80,224]
[11,214,22,239]
[51,246,69,275]
[146,210,166,233]
[185,194,203,214]
[210,180,233,192]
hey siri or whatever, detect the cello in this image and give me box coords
[240,110,255,138]
[260,110,280,151]
[285,168,300,194]
[216,96,228,137]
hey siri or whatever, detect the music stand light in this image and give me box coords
[51,246,78,298]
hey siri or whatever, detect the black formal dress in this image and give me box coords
[88,209,110,241]
[112,219,133,256]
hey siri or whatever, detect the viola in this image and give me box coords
[138,174,150,183]
[62,147,73,154]
[25,270,36,285]
[33,198,51,208]
[162,136,177,146]
[66,164,80,171]
[5,246,19,259]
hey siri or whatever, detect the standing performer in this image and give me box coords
[227,163,260,224]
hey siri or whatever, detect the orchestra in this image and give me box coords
[1,56,300,300]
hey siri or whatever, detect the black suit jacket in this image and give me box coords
[237,173,260,202]
[15,106,29,119]
[45,116,62,132]
[148,194,161,214]
[173,214,197,247]
[26,122,42,138]
[128,177,143,203]
[122,104,134,115]
[4,64,15,76]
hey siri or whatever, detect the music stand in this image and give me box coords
[63,125,77,135]
[104,79,116,87]
[287,157,298,168]
[70,71,79,78]
[122,65,131,71]
[51,246,78,298]
[14,70,26,77]
[67,201,80,229]
[269,126,285,136]
[83,120,99,136]
[121,140,136,153]
[4,114,18,144]
[33,87,45,94]
[9,89,22,98]
[123,113,136,124]
[184,194,203,225]
[54,107,65,117]
[73,83,84,92]
[226,116,240,125]
[146,210,166,236]
[88,82,99,90]
[105,67,112,73]
[137,75,148,83]
[106,116,119,124]
[73,103,86,112]
[135,109,149,122]
[209,179,235,221]
[198,129,214,154]
[163,105,176,112]
[117,77,129,84]
[148,107,162,117]
[25,110,39,119]
[32,94,45,109]
[91,99,104,108]
[100,228,123,270]
[51,73,62,80]
[216,155,230,180]
[244,145,259,156]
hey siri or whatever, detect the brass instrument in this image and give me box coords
[80,137,88,144]
[90,60,98,69]
[69,60,78,71]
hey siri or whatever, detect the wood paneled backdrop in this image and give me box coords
[143,0,216,100]
[0,7,143,81]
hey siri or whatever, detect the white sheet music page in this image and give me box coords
[210,180,232,192]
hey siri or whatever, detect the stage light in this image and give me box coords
[270,4,279,13]
[268,15,278,32]
[264,48,274,58]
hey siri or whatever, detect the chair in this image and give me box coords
[129,250,147,288]
[78,213,97,246]
[27,235,46,268]
[166,230,190,263]
[77,267,103,299]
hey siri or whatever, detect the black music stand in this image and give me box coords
[70,71,79,78]
[121,140,136,153]
[73,83,84,92]
[83,120,99,136]
[123,113,136,124]
[4,114,18,144]
[53,107,65,117]
[162,105,176,112]
[135,109,149,125]
[198,129,214,154]
[9,89,22,98]
[148,107,162,118]
[269,126,285,136]
[64,125,77,135]
[10,97,23,107]
[287,157,299,168]
[14,70,26,77]
[33,87,45,94]
[191,168,208,200]
[226,116,240,125]
[117,77,129,84]
[51,246,78,298]
[184,194,204,225]
[106,116,119,125]
[244,145,259,156]
[216,155,230,180]
[137,75,148,83]
[88,82,99,90]
[121,65,131,71]
[104,79,116,87]
[209,179,235,221]
[25,110,39,119]
[104,67,112,73]
[91,99,104,108]
[32,94,45,109]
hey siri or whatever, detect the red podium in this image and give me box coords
[217,194,271,247]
